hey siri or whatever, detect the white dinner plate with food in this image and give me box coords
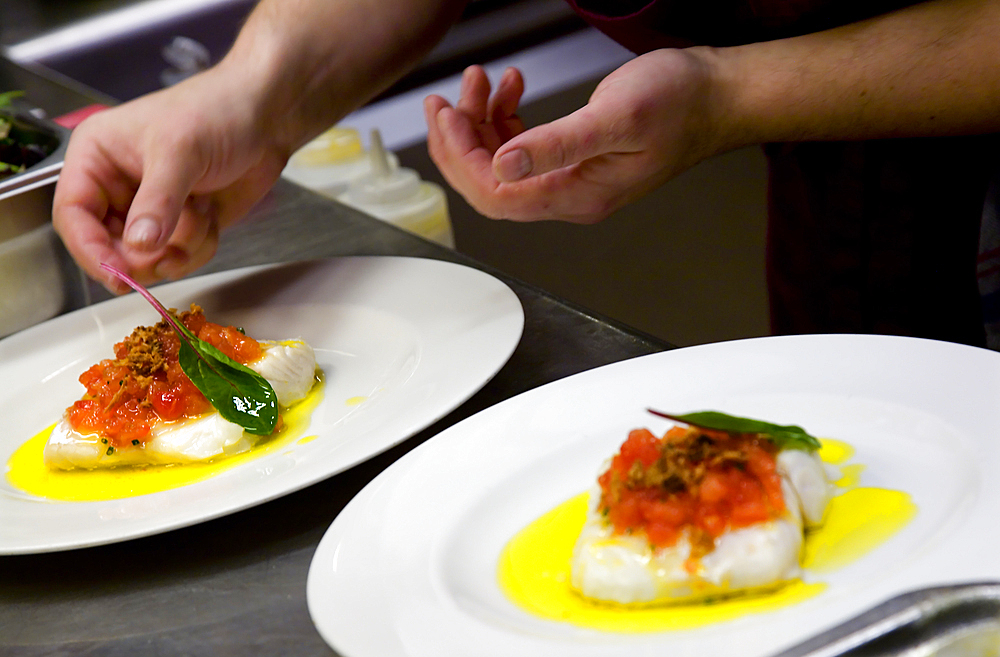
[306,334,998,657]
[0,256,524,554]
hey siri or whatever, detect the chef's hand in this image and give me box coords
[424,50,720,223]
[52,70,288,294]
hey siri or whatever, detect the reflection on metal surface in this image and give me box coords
[159,35,210,87]
[4,0,250,61]
[772,583,1000,657]
[930,624,1000,657]
[0,108,82,337]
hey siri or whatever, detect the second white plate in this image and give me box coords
[0,256,524,554]
[307,334,1000,657]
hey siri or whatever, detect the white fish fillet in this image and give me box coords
[43,339,317,470]
[570,449,833,604]
[249,340,316,407]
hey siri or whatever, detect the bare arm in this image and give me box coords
[707,0,1000,152]
[427,0,1000,224]
[224,0,467,153]
[53,0,466,291]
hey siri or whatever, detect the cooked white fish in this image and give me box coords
[43,340,317,470]
[570,449,832,604]
[251,340,317,407]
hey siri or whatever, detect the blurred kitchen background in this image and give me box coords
[0,0,770,347]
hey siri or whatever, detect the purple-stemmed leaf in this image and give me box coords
[101,263,278,435]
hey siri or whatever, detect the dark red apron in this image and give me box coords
[565,0,991,346]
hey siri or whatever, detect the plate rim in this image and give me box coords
[0,255,525,554]
[305,332,1000,657]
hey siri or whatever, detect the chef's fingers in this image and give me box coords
[179,219,220,273]
[485,67,526,148]
[487,67,524,121]
[501,152,646,223]
[492,104,633,182]
[487,67,522,118]
[122,146,205,254]
[455,66,491,125]
[51,147,137,293]
[431,104,499,202]
[150,196,214,280]
[424,94,451,166]
[154,215,219,280]
[52,205,132,294]
[152,151,284,280]
[429,94,611,223]
[204,151,287,231]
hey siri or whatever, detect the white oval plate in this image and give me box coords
[307,334,1000,657]
[0,257,524,554]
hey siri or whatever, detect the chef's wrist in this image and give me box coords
[681,45,773,159]
[211,12,345,160]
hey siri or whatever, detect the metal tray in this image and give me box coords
[0,107,68,203]
[0,105,78,338]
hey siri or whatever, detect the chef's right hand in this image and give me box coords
[52,68,289,294]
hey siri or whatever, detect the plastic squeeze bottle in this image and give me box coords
[281,126,398,198]
[338,129,454,248]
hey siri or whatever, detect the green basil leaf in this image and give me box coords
[177,332,277,435]
[101,263,279,435]
[647,409,822,451]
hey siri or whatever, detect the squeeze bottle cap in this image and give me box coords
[291,127,365,167]
[345,129,422,206]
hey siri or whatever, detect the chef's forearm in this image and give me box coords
[698,0,1000,154]
[216,0,468,154]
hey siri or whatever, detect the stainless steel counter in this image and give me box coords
[0,178,671,656]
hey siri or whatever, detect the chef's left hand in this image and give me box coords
[424,50,721,223]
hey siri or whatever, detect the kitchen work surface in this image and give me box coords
[1,54,996,657]
[0,178,671,656]
[6,180,998,657]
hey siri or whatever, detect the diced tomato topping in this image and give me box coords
[698,472,729,504]
[598,426,787,550]
[66,308,260,447]
[646,521,681,547]
[619,428,661,467]
[197,323,263,364]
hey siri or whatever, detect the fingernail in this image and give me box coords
[124,216,161,249]
[496,149,532,181]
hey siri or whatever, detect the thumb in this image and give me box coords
[122,156,202,252]
[492,106,627,182]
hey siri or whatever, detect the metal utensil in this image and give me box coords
[771,582,1000,656]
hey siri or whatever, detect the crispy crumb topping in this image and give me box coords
[625,429,756,493]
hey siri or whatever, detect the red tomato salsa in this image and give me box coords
[67,305,263,449]
[598,425,786,554]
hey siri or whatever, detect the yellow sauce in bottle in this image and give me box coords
[497,438,916,633]
[5,377,325,501]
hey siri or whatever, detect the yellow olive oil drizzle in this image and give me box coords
[497,438,916,633]
[6,374,325,502]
